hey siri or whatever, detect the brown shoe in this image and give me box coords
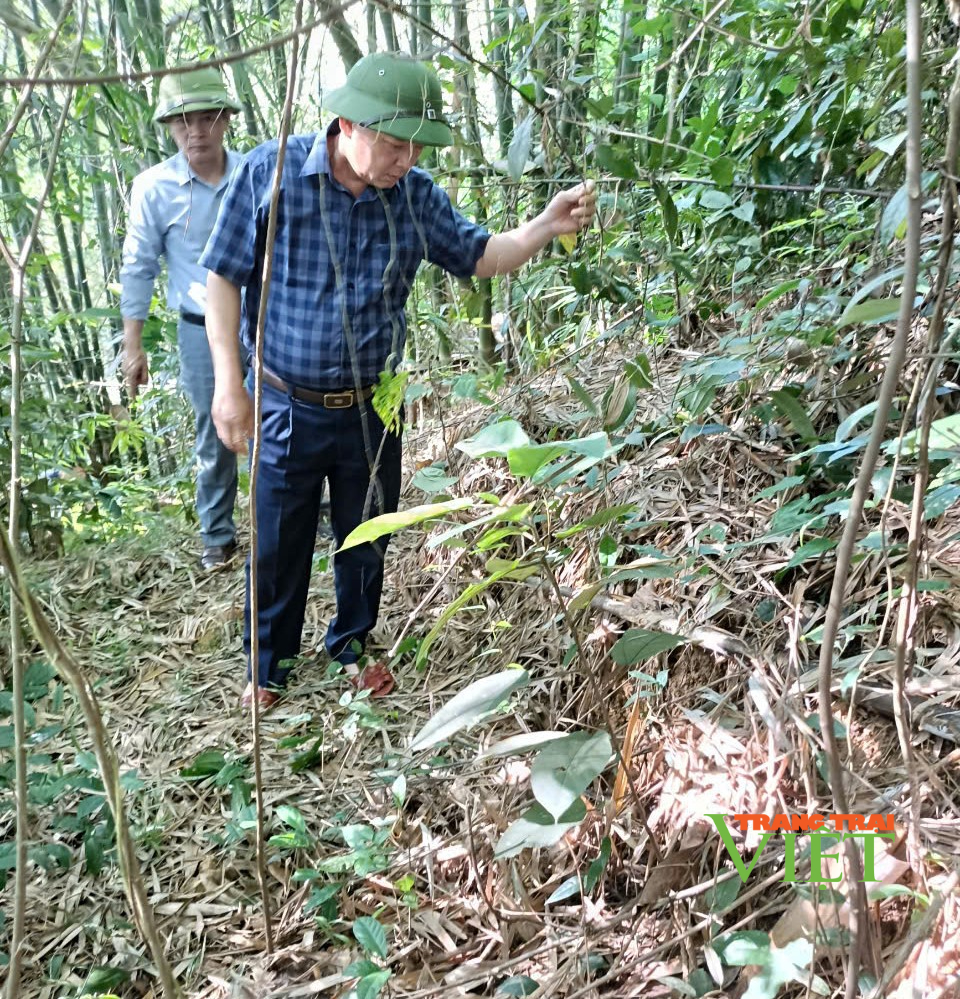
[348,661,395,698]
[240,683,280,711]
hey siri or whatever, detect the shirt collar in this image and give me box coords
[301,121,339,180]
[174,149,237,192]
[302,120,405,203]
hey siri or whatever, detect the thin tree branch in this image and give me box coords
[0,531,179,998]
[246,0,307,956]
[816,0,924,992]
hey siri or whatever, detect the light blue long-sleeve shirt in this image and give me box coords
[119,149,242,320]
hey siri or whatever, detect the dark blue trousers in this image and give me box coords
[246,382,402,688]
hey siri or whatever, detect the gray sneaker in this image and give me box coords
[201,539,238,570]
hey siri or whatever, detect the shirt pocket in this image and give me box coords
[369,239,420,299]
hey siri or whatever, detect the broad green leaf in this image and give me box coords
[346,959,381,978]
[556,503,638,538]
[353,916,388,958]
[530,731,612,820]
[494,799,587,858]
[610,628,686,665]
[507,114,532,181]
[700,189,733,210]
[873,130,908,156]
[709,156,736,187]
[497,975,541,996]
[276,804,308,833]
[339,498,472,551]
[357,970,392,999]
[409,669,529,752]
[595,143,639,179]
[704,876,741,913]
[180,749,227,779]
[769,389,818,443]
[880,182,908,243]
[480,731,572,758]
[506,444,566,478]
[79,968,130,995]
[456,419,530,457]
[717,930,771,966]
[924,484,960,520]
[893,412,960,457]
[838,297,902,327]
[652,179,679,242]
[410,466,459,494]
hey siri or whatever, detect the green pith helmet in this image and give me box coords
[323,52,453,147]
[152,67,242,123]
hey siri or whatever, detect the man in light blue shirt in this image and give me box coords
[120,67,244,569]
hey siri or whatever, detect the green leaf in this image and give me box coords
[709,156,736,187]
[346,959,381,978]
[754,279,802,310]
[717,930,771,966]
[276,804,309,834]
[880,182,908,243]
[507,114,533,181]
[410,466,459,494]
[494,799,587,858]
[652,179,679,242]
[595,143,639,179]
[566,375,599,414]
[339,498,473,552]
[786,537,837,568]
[754,475,805,499]
[357,969,392,999]
[838,297,902,327]
[769,389,818,443]
[546,875,582,904]
[79,967,131,995]
[530,731,612,820]
[409,669,530,752]
[353,915,388,958]
[583,836,611,892]
[180,749,227,779]
[704,876,741,913]
[497,975,541,997]
[700,189,733,210]
[456,419,530,458]
[624,354,654,389]
[610,628,686,665]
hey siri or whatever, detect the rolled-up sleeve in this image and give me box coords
[199,154,262,289]
[420,182,491,279]
[119,174,163,320]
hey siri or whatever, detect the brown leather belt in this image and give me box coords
[261,366,375,409]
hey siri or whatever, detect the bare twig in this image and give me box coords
[890,44,960,887]
[815,0,925,992]
[0,532,179,998]
[245,0,308,957]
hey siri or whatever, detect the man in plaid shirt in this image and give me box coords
[201,52,596,710]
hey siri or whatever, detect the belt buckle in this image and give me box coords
[323,391,353,409]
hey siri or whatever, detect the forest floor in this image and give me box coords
[6,330,960,999]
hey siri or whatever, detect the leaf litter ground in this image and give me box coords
[4,331,960,998]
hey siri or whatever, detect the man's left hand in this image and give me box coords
[545,180,597,237]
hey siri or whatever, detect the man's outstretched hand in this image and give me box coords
[544,179,597,237]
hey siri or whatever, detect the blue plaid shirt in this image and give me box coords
[199,124,491,389]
